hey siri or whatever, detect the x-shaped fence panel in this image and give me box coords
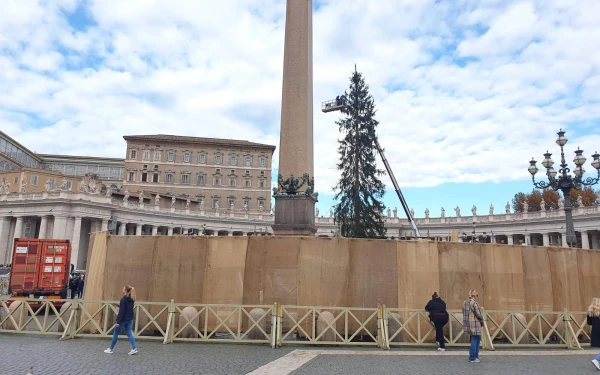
[0,299,70,335]
[485,311,567,347]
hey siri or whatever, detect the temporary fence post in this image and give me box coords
[563,309,582,350]
[383,305,390,350]
[276,303,283,348]
[163,299,175,344]
[481,308,495,351]
[271,303,278,349]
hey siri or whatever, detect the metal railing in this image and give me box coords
[0,298,590,351]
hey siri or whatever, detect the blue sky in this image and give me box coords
[1,0,600,218]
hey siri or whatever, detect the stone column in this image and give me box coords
[581,231,590,250]
[71,217,82,270]
[272,0,317,236]
[118,223,127,236]
[152,226,158,236]
[0,217,12,265]
[101,219,109,232]
[167,227,174,236]
[135,224,142,236]
[543,233,550,247]
[52,216,67,239]
[591,232,600,250]
[507,234,514,245]
[39,215,48,239]
[561,232,568,248]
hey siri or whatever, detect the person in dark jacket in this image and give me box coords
[76,275,85,298]
[425,291,449,351]
[104,285,138,355]
[588,297,600,370]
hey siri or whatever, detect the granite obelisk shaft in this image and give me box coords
[272,0,317,236]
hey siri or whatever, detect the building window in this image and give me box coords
[244,180,251,188]
[259,157,267,168]
[259,180,265,188]
[230,155,237,165]
[153,173,159,183]
[14,177,19,184]
[143,150,150,160]
[181,174,190,184]
[215,168,221,174]
[213,199,220,209]
[245,170,250,176]
[183,152,191,163]
[197,175,205,185]
[230,169,236,175]
[130,150,137,159]
[260,171,265,177]
[166,173,174,184]
[47,179,55,189]
[230,179,236,187]
[214,154,222,164]
[153,164,159,170]
[142,173,148,182]
[167,151,175,162]
[258,200,265,210]
[128,172,135,181]
[31,175,38,186]
[66,181,72,190]
[214,178,221,186]
[228,199,235,209]
[244,156,252,167]
[154,151,161,161]
[243,199,250,208]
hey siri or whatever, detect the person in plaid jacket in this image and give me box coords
[463,289,484,363]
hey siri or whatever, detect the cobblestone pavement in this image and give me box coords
[0,334,294,375]
[1,334,599,375]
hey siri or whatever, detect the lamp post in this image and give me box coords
[528,129,600,247]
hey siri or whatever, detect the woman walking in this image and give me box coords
[104,285,138,355]
[425,292,449,351]
[588,297,600,370]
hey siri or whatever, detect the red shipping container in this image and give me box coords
[9,239,72,298]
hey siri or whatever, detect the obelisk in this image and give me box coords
[272,0,317,236]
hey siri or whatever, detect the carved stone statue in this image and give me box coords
[387,208,391,217]
[315,207,319,217]
[20,179,27,193]
[138,190,145,204]
[215,200,220,210]
[523,201,528,213]
[540,198,546,211]
[88,178,97,194]
[454,206,461,217]
[123,189,130,201]
[61,179,69,191]
[105,186,112,197]
[329,208,333,218]
[558,198,564,209]
[410,208,415,218]
[171,196,176,207]
[577,195,583,207]
[155,194,161,206]
[441,207,445,218]
[199,198,205,209]
[505,202,510,214]
[393,207,397,218]
[489,204,494,215]
[186,199,191,209]
[471,205,477,216]
[243,200,248,212]
[425,208,430,219]
[0,181,9,194]
[46,180,53,192]
[229,201,234,210]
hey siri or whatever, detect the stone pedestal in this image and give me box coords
[272,195,317,236]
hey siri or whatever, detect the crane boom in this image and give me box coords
[373,138,421,237]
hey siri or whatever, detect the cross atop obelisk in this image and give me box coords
[272,0,318,236]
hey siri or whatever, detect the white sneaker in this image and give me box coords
[592,359,600,370]
[469,359,480,363]
[438,348,445,352]
[128,348,138,355]
[103,348,113,354]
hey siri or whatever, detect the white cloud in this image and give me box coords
[0,0,599,206]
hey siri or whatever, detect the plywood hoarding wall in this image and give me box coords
[87,233,600,314]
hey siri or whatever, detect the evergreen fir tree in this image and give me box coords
[333,69,387,238]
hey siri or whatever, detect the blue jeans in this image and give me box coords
[596,352,600,361]
[469,335,481,361]
[109,320,137,350]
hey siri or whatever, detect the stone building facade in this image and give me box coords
[122,134,275,213]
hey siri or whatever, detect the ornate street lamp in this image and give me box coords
[528,129,600,247]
